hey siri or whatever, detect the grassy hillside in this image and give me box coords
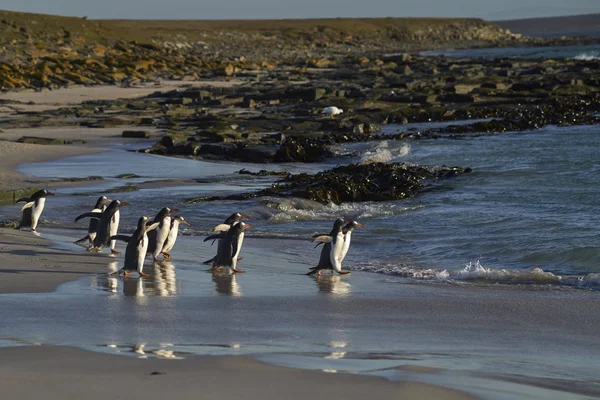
[0,9,515,46]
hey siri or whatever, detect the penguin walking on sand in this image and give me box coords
[160,215,190,260]
[15,189,55,232]
[75,199,129,254]
[203,221,251,274]
[308,219,364,276]
[74,196,111,247]
[110,216,159,277]
[203,212,249,265]
[146,207,179,261]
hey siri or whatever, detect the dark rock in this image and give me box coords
[122,130,152,138]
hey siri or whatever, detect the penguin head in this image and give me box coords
[33,189,55,199]
[332,218,345,231]
[344,220,365,232]
[174,215,190,226]
[224,212,250,224]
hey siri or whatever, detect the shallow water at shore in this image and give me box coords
[420,43,600,59]
[4,123,599,290]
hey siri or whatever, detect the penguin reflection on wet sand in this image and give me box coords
[15,189,55,232]
[204,221,251,274]
[203,212,249,266]
[75,199,129,254]
[74,196,111,247]
[308,219,365,276]
[146,207,179,261]
[110,216,159,277]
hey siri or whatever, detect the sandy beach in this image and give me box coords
[0,86,482,400]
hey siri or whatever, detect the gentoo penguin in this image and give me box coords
[160,215,190,260]
[203,221,251,274]
[74,196,111,247]
[75,199,129,253]
[308,218,364,276]
[211,212,249,234]
[203,212,249,265]
[339,220,365,262]
[146,207,179,261]
[110,216,159,277]
[15,189,54,232]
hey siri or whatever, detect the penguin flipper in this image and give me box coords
[212,223,231,233]
[20,201,35,211]
[110,235,131,243]
[203,233,225,242]
[306,268,319,275]
[15,197,30,204]
[146,222,160,231]
[75,212,103,222]
[202,257,215,265]
[312,235,332,243]
[313,242,325,249]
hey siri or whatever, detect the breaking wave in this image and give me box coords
[574,52,600,61]
[352,260,600,290]
[262,197,423,223]
[359,141,411,164]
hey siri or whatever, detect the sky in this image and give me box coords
[2,0,600,21]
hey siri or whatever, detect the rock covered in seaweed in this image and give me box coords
[186,162,472,205]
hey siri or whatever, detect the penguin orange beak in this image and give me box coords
[241,215,250,219]
[182,221,191,226]
[121,202,130,206]
[245,223,253,228]
[47,192,55,196]
[358,223,366,228]
[171,208,180,213]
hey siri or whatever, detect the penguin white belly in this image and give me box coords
[329,232,345,273]
[153,217,171,258]
[31,198,46,231]
[162,221,179,253]
[231,231,244,270]
[88,207,102,240]
[137,234,149,274]
[340,231,352,262]
[109,211,120,250]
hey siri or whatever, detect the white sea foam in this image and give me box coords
[352,260,600,290]
[265,197,423,223]
[574,52,600,61]
[359,141,411,164]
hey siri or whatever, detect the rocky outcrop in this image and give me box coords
[186,162,472,205]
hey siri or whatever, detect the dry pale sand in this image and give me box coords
[0,346,476,400]
[0,80,244,111]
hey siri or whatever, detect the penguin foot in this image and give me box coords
[122,270,130,276]
[161,252,171,260]
[139,272,150,278]
[111,249,121,255]
[233,268,245,273]
[338,271,351,275]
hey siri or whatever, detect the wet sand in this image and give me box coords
[0,346,475,400]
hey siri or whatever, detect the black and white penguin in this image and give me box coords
[339,220,365,262]
[203,221,251,274]
[211,212,249,233]
[203,212,249,265]
[308,219,363,276]
[74,196,111,247]
[15,189,55,232]
[75,199,129,253]
[160,215,190,260]
[146,207,179,261]
[111,216,159,277]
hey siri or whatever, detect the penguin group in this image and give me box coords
[14,192,364,277]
